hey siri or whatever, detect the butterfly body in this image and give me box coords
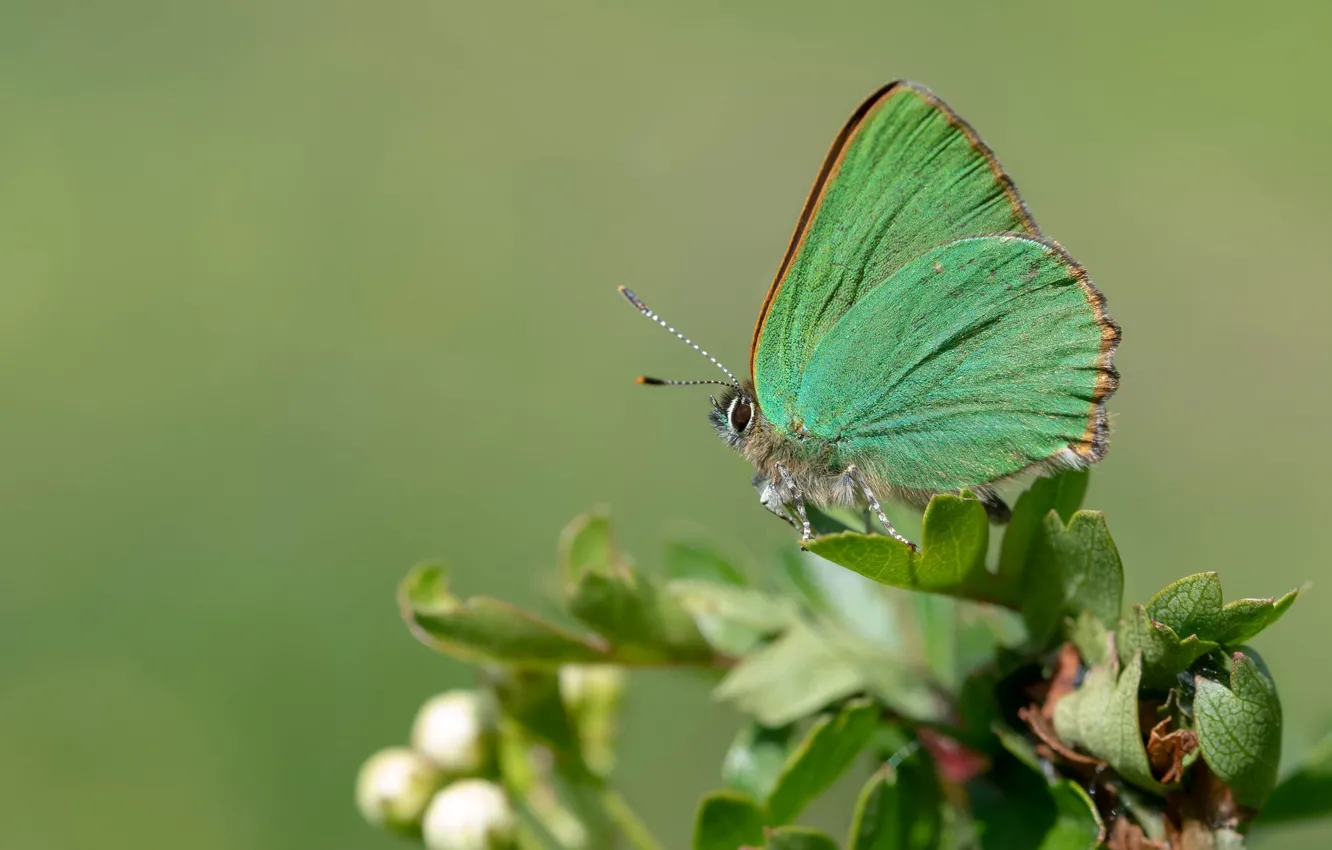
[625,81,1119,546]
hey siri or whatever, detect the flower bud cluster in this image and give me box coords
[356,689,515,850]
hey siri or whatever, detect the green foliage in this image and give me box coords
[847,757,942,850]
[368,470,1321,850]
[1195,651,1283,808]
[1146,572,1299,646]
[1260,730,1332,824]
[765,699,880,825]
[1053,652,1165,794]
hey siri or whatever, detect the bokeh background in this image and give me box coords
[2,0,1330,847]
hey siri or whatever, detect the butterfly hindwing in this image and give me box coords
[752,81,1039,430]
[798,235,1118,492]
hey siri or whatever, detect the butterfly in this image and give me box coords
[620,81,1120,549]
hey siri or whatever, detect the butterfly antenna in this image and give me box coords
[618,286,740,386]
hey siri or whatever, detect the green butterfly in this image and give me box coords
[621,81,1120,548]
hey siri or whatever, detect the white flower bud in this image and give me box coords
[558,664,624,712]
[422,779,517,850]
[411,690,495,776]
[355,747,444,834]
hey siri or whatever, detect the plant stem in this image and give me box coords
[601,788,664,850]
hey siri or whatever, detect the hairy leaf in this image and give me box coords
[1195,651,1282,808]
[766,698,880,825]
[694,791,766,850]
[400,564,609,666]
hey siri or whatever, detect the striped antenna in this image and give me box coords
[618,286,740,386]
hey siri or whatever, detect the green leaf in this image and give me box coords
[559,513,715,664]
[1260,729,1332,824]
[559,508,616,581]
[1068,611,1110,667]
[1116,604,1217,690]
[400,564,609,667]
[669,580,799,635]
[713,621,867,727]
[1211,588,1299,646]
[1147,573,1298,646]
[665,539,749,585]
[1039,781,1102,850]
[714,620,942,727]
[694,791,766,850]
[1195,651,1282,808]
[1147,572,1223,640]
[1022,511,1122,646]
[847,758,941,850]
[806,494,1015,606]
[765,826,841,850]
[1052,652,1164,793]
[775,550,836,617]
[998,469,1089,581]
[766,698,880,825]
[723,723,796,802]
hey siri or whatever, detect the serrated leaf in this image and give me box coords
[766,698,880,825]
[713,621,867,727]
[765,826,841,850]
[1023,511,1123,646]
[999,469,1090,581]
[848,758,941,850]
[1260,728,1332,823]
[806,494,1016,607]
[1053,652,1163,794]
[1195,651,1282,808]
[1212,588,1299,645]
[723,723,795,802]
[400,564,610,666]
[1147,573,1298,647]
[1116,604,1217,689]
[694,791,765,850]
[665,539,749,585]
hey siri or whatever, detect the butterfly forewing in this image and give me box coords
[752,82,1040,431]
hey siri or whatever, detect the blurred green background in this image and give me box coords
[2,0,1329,847]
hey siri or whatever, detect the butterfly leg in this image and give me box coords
[753,473,796,529]
[845,465,918,551]
[773,464,813,542]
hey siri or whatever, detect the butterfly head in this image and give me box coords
[709,384,760,449]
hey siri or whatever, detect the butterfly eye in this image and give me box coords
[728,398,753,434]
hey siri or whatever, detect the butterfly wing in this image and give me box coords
[797,235,1119,492]
[752,81,1039,430]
